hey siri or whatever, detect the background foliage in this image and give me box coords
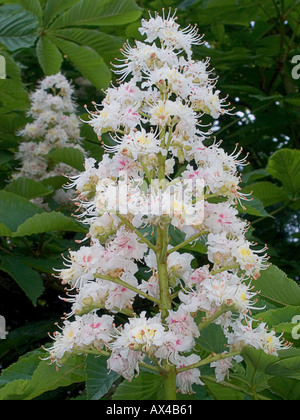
[0,0,299,400]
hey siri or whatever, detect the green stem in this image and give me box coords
[116,213,157,252]
[252,202,291,226]
[139,361,167,375]
[210,263,240,276]
[163,363,177,400]
[155,151,178,400]
[201,375,271,401]
[84,349,166,375]
[156,224,172,321]
[93,273,160,305]
[139,158,152,182]
[198,305,230,331]
[176,350,241,373]
[167,229,209,255]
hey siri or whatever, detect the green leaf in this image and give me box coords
[0,348,43,387]
[43,0,80,27]
[211,23,225,42]
[0,4,38,51]
[267,149,300,199]
[36,36,63,75]
[253,306,300,328]
[237,195,272,218]
[49,36,111,90]
[50,0,141,29]
[203,379,246,400]
[0,151,13,167]
[0,320,57,364]
[193,0,264,26]
[48,28,124,64]
[177,0,200,10]
[112,372,164,400]
[0,354,86,400]
[0,79,29,113]
[0,191,43,234]
[24,355,86,399]
[252,265,300,307]
[0,379,30,400]
[241,346,277,375]
[266,356,300,379]
[268,377,300,400]
[0,191,85,237]
[240,346,276,394]
[0,0,43,21]
[47,146,85,171]
[41,175,67,191]
[243,181,289,207]
[5,177,53,200]
[196,323,227,354]
[13,211,87,237]
[0,256,44,305]
[85,355,119,400]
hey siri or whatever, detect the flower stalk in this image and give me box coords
[45,10,289,400]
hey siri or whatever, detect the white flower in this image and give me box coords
[226,319,290,356]
[210,356,233,382]
[58,242,105,289]
[14,73,83,199]
[166,306,200,339]
[175,354,204,394]
[109,312,166,355]
[107,349,143,381]
[204,202,247,237]
[232,242,268,279]
[115,128,161,160]
[139,10,203,59]
[46,314,115,365]
[139,272,160,300]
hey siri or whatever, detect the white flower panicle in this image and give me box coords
[13,73,84,207]
[46,11,290,396]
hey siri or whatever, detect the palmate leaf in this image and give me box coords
[47,146,85,171]
[0,351,86,400]
[243,181,290,207]
[13,211,87,237]
[43,0,80,27]
[0,191,43,234]
[36,36,63,75]
[267,149,300,199]
[112,372,164,400]
[202,379,246,400]
[0,256,44,305]
[48,28,124,64]
[0,79,29,113]
[85,355,119,400]
[0,348,43,387]
[5,177,53,200]
[47,36,111,91]
[268,377,300,400]
[251,265,300,307]
[0,191,86,237]
[0,4,38,51]
[49,0,142,29]
[0,0,43,22]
